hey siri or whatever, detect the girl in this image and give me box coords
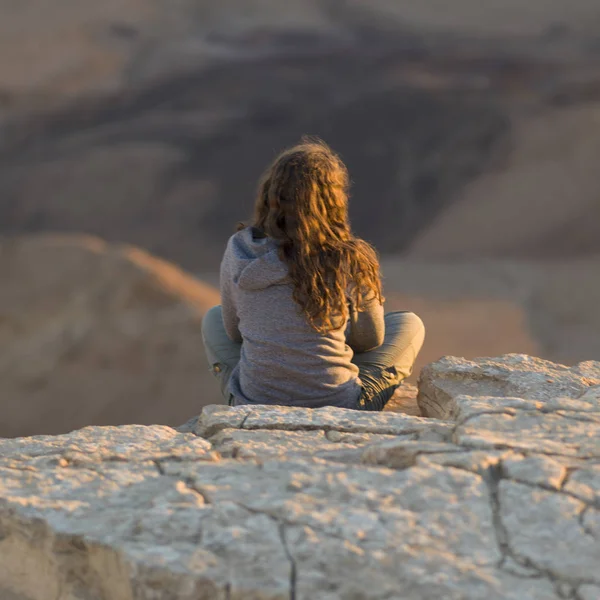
[202,139,425,410]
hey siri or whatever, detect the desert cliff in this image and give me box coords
[0,355,599,599]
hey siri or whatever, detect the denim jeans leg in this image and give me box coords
[351,311,425,411]
[201,305,242,404]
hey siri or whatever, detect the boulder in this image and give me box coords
[417,353,600,419]
[1,354,599,599]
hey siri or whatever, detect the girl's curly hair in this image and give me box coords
[240,137,383,333]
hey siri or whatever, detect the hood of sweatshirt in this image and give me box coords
[226,226,291,291]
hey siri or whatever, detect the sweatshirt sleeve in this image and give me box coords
[345,293,385,353]
[219,249,243,343]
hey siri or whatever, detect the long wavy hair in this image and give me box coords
[239,138,384,333]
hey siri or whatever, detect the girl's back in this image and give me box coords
[220,225,367,408]
[202,138,424,411]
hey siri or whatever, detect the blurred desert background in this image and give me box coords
[1,0,600,437]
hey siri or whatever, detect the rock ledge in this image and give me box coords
[1,354,599,599]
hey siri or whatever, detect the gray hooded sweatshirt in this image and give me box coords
[220,226,385,408]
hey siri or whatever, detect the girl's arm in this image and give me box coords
[345,293,384,353]
[220,253,243,343]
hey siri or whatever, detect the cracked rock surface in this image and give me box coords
[1,354,599,599]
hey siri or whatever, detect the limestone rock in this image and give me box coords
[361,439,461,469]
[208,427,401,461]
[563,466,600,504]
[501,454,567,490]
[499,481,600,582]
[418,354,600,419]
[195,403,453,438]
[1,354,599,599]
[193,404,253,438]
[416,449,508,477]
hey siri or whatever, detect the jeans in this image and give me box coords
[201,306,425,411]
